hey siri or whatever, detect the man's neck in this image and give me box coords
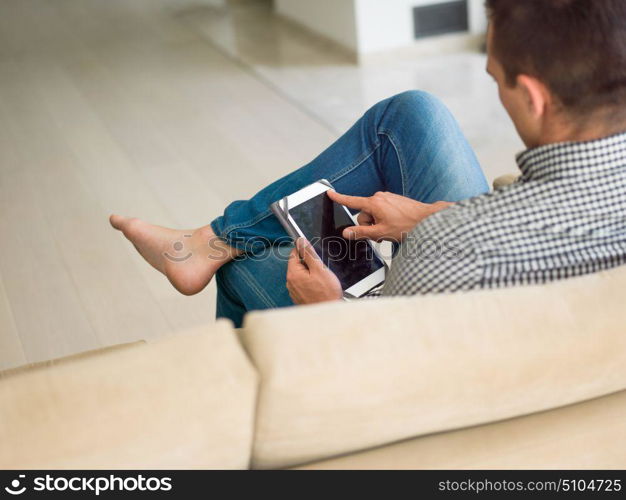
[538,111,626,146]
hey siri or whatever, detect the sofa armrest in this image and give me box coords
[493,173,520,189]
[0,321,258,469]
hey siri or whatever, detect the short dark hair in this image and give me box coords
[486,0,626,115]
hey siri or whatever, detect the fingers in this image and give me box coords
[327,190,370,211]
[357,211,374,226]
[342,224,382,241]
[296,238,324,270]
[288,246,307,273]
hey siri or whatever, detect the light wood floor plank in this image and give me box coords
[0,144,99,363]
[30,58,219,333]
[1,57,195,347]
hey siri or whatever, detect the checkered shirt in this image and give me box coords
[373,132,626,297]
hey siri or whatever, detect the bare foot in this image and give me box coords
[109,215,240,295]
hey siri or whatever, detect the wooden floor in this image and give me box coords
[0,0,336,369]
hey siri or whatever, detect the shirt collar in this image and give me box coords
[515,131,626,182]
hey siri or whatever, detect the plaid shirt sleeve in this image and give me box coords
[363,131,626,299]
[364,206,484,297]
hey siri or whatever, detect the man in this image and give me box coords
[111,0,626,327]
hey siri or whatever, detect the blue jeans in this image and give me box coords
[212,91,489,327]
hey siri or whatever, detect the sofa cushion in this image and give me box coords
[0,321,258,469]
[299,389,626,469]
[241,265,626,469]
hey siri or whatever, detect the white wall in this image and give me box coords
[274,0,487,57]
[275,0,359,52]
[468,0,489,34]
[355,0,486,54]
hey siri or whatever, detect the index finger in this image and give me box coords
[327,190,370,211]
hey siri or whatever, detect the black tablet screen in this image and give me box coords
[289,192,384,290]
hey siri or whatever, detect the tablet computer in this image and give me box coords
[270,180,386,298]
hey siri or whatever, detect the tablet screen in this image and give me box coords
[289,192,385,289]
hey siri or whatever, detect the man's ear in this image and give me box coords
[516,74,551,118]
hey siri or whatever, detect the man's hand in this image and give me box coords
[286,238,343,305]
[327,190,453,243]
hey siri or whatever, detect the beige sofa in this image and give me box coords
[2,260,626,469]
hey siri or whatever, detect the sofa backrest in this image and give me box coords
[241,264,626,469]
[3,265,626,470]
[0,321,258,469]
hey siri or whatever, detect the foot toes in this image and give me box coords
[109,215,142,238]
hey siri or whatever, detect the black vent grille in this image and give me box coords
[413,0,469,39]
